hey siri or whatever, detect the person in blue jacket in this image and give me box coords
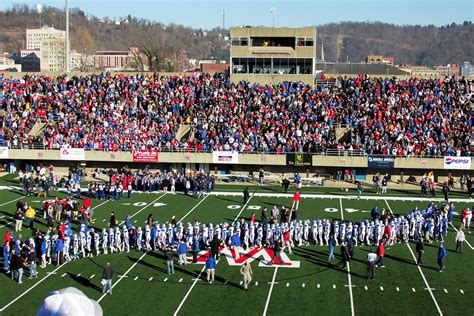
[177,239,188,266]
[230,232,242,260]
[192,236,199,263]
[55,238,63,267]
[437,242,446,272]
[205,256,216,283]
[3,241,10,272]
[328,236,335,262]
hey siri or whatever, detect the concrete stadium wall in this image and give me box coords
[2,150,472,173]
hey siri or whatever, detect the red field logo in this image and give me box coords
[188,246,300,268]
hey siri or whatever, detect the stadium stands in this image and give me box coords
[0,73,471,157]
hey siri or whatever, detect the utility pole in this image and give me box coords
[222,8,225,30]
[65,0,70,73]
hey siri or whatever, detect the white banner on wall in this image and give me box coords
[60,147,85,160]
[443,156,471,170]
[212,151,239,164]
[0,147,8,159]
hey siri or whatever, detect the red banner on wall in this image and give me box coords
[132,150,159,162]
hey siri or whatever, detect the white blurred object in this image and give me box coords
[38,287,103,316]
[36,4,43,14]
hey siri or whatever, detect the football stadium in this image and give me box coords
[0,1,473,315]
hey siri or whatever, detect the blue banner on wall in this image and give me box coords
[368,156,395,169]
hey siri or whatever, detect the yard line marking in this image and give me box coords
[98,251,149,303]
[425,288,436,291]
[255,281,259,286]
[340,198,355,316]
[173,266,206,316]
[76,274,81,277]
[61,273,67,277]
[412,288,416,292]
[364,286,368,290]
[443,289,448,293]
[286,283,290,287]
[134,220,137,223]
[333,284,336,289]
[0,215,5,218]
[224,280,228,285]
[164,278,168,282]
[449,223,474,250]
[240,281,243,285]
[302,283,305,288]
[149,277,153,281]
[102,219,106,222]
[179,278,183,283]
[0,195,25,207]
[119,194,167,226]
[134,276,139,281]
[90,274,95,279]
[177,195,209,223]
[317,284,320,288]
[380,286,384,291]
[396,287,400,292]
[262,267,278,316]
[0,220,15,229]
[385,199,443,316]
[0,262,68,312]
[460,289,464,294]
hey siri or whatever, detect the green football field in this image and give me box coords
[0,187,472,315]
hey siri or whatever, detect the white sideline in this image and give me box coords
[385,200,443,316]
[449,223,474,250]
[340,198,355,316]
[0,199,111,312]
[174,193,255,315]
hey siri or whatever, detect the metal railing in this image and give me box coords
[2,142,465,158]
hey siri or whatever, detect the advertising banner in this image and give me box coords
[368,156,395,169]
[60,147,85,160]
[443,156,471,170]
[0,147,8,159]
[286,153,312,167]
[132,150,159,162]
[212,151,239,164]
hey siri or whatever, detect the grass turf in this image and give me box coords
[0,188,472,315]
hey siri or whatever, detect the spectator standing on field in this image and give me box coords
[367,248,377,280]
[269,239,284,265]
[205,255,216,283]
[243,187,250,205]
[416,238,425,265]
[328,236,335,262]
[258,168,264,186]
[240,261,253,290]
[357,182,363,200]
[376,241,385,268]
[437,243,446,272]
[15,207,23,232]
[165,247,175,275]
[102,262,113,295]
[455,228,465,253]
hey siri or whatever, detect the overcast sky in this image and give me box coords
[1,0,473,29]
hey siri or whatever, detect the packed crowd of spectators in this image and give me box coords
[0,73,471,156]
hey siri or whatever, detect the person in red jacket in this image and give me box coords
[376,241,385,268]
[291,189,301,211]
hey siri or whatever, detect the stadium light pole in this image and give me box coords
[65,0,70,73]
[270,7,276,28]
